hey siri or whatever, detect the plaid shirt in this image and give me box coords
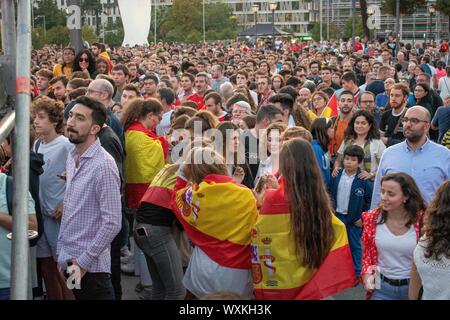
[57,138,122,273]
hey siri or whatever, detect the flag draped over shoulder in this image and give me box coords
[251,181,356,300]
[140,164,177,209]
[124,121,168,209]
[172,174,258,269]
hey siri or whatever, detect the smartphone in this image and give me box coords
[254,175,267,194]
[136,227,148,237]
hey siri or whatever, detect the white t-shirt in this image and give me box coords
[183,246,253,299]
[337,139,386,173]
[336,171,356,215]
[35,135,73,217]
[438,76,450,100]
[156,110,173,137]
[375,223,416,279]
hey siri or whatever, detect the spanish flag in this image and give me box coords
[252,181,356,300]
[124,121,168,209]
[172,174,258,269]
[140,164,177,209]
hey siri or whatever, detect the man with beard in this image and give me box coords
[58,96,122,300]
[380,83,409,147]
[186,72,210,110]
[371,106,450,208]
[330,91,356,157]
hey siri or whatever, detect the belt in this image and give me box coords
[380,274,409,287]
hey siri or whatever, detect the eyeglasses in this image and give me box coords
[401,117,429,125]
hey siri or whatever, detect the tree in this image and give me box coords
[162,0,237,43]
[360,0,370,41]
[148,5,171,44]
[310,22,341,41]
[436,0,450,37]
[344,17,364,39]
[34,0,66,29]
[381,0,426,16]
[81,0,103,35]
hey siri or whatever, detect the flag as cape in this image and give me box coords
[172,174,258,269]
[124,121,168,209]
[252,180,356,300]
[140,164,177,210]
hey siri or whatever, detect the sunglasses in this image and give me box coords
[79,58,89,62]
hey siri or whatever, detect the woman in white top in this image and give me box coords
[254,123,287,186]
[333,110,386,181]
[409,180,450,300]
[361,173,425,300]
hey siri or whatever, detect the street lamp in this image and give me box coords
[35,15,46,38]
[269,2,277,50]
[428,4,436,46]
[252,4,259,48]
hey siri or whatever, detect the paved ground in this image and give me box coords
[120,272,365,300]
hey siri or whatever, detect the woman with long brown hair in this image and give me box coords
[409,180,450,300]
[361,173,425,300]
[252,138,356,299]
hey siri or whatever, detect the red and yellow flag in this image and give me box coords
[172,174,258,269]
[252,181,356,300]
[124,122,168,209]
[140,164,177,210]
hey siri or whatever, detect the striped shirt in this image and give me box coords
[57,138,122,273]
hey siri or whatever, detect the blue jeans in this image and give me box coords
[335,213,362,277]
[0,288,10,300]
[134,223,186,300]
[371,277,409,300]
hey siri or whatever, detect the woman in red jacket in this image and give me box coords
[361,172,425,300]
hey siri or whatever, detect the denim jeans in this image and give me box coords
[134,223,186,300]
[370,277,409,300]
[72,273,115,300]
[0,288,10,300]
[335,213,363,277]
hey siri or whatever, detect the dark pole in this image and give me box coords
[395,0,400,58]
[352,0,356,46]
[272,9,275,50]
[67,0,83,52]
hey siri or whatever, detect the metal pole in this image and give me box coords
[255,12,258,48]
[0,0,17,118]
[272,9,275,50]
[320,0,323,43]
[327,0,330,40]
[395,0,400,58]
[67,0,83,53]
[352,0,356,46]
[203,0,206,43]
[154,0,157,44]
[0,112,16,143]
[43,16,46,39]
[11,0,31,300]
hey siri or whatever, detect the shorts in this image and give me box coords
[36,214,61,260]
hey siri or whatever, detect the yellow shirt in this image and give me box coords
[53,64,73,78]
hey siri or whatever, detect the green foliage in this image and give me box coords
[82,25,99,45]
[161,0,237,43]
[381,0,427,16]
[34,0,66,29]
[104,19,125,48]
[148,6,171,44]
[310,22,341,41]
[32,26,70,49]
[343,17,364,39]
[436,0,450,16]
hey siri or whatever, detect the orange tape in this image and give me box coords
[16,77,30,95]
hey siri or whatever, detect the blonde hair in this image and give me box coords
[184,147,228,185]
[281,126,313,142]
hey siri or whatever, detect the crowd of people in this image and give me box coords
[0,36,450,300]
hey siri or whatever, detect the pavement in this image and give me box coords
[120,272,365,300]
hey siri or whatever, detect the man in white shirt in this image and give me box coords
[156,88,175,137]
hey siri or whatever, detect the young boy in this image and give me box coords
[328,145,372,280]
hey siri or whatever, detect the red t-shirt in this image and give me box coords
[186,93,205,110]
[440,43,449,53]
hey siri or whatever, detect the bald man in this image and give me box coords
[371,106,450,208]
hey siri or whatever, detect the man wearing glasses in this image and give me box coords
[359,92,381,127]
[371,106,450,209]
